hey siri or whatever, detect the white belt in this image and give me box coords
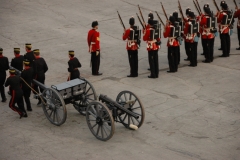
[146,40,156,49]
[220,25,228,33]
[127,40,136,47]
[202,28,211,36]
[168,37,176,46]
[91,42,96,44]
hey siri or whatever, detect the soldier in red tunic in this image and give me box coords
[163,16,180,73]
[87,21,102,76]
[200,7,215,63]
[143,18,161,78]
[183,11,199,67]
[217,2,232,57]
[183,8,191,61]
[122,17,139,77]
[234,5,240,50]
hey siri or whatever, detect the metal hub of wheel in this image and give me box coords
[86,101,115,141]
[116,91,145,130]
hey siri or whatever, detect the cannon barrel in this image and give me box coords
[99,94,139,119]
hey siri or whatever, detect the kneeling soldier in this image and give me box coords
[21,59,34,111]
[67,50,81,80]
[5,68,27,118]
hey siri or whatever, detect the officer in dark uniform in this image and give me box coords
[0,48,9,102]
[21,59,34,111]
[32,49,48,105]
[67,50,81,80]
[172,11,182,64]
[11,48,24,71]
[24,43,35,67]
[5,68,27,118]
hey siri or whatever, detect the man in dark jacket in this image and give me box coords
[32,49,48,105]
[67,50,81,80]
[5,68,27,118]
[0,48,9,102]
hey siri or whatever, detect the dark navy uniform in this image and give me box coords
[68,51,81,80]
[5,70,27,118]
[21,60,34,111]
[0,48,9,102]
[11,48,24,71]
[24,51,35,67]
[32,50,48,104]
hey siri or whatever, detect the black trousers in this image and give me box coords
[0,72,6,100]
[177,46,180,64]
[221,33,230,57]
[148,50,159,77]
[189,42,198,66]
[127,50,138,76]
[91,52,100,75]
[34,74,45,94]
[201,38,205,54]
[237,28,240,47]
[203,38,215,62]
[23,89,31,110]
[219,32,223,49]
[9,90,26,116]
[168,46,179,72]
[70,70,80,80]
[184,41,190,59]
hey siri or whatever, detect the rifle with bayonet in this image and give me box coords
[195,0,202,14]
[193,0,201,15]
[212,0,220,12]
[117,10,126,30]
[178,0,185,20]
[155,11,165,27]
[138,5,146,28]
[233,0,238,9]
[136,13,145,29]
[161,2,169,21]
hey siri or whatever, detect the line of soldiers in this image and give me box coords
[1,1,240,118]
[121,1,240,78]
[0,44,48,118]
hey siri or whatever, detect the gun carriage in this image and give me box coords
[12,67,145,141]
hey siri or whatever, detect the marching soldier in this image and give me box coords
[234,5,240,50]
[87,21,102,76]
[11,48,24,71]
[24,43,35,67]
[67,50,81,80]
[32,49,48,105]
[217,1,227,51]
[5,68,27,118]
[184,8,191,61]
[163,16,180,73]
[217,2,232,57]
[172,11,182,64]
[21,59,34,111]
[200,4,210,56]
[0,48,9,102]
[122,17,139,77]
[184,11,199,67]
[143,18,161,78]
[200,7,215,63]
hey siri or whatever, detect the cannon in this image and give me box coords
[86,91,145,141]
[11,67,145,141]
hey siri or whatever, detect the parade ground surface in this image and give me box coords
[0,0,240,160]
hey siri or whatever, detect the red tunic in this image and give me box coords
[87,29,100,52]
[163,24,180,47]
[234,9,240,29]
[143,27,161,51]
[184,22,196,43]
[122,28,138,50]
[217,11,230,34]
[200,15,215,39]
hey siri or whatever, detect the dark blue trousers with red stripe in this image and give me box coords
[9,90,26,116]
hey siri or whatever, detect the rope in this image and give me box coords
[20,77,47,106]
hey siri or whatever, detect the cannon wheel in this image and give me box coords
[73,79,97,116]
[41,88,67,126]
[116,90,145,129]
[86,101,115,141]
